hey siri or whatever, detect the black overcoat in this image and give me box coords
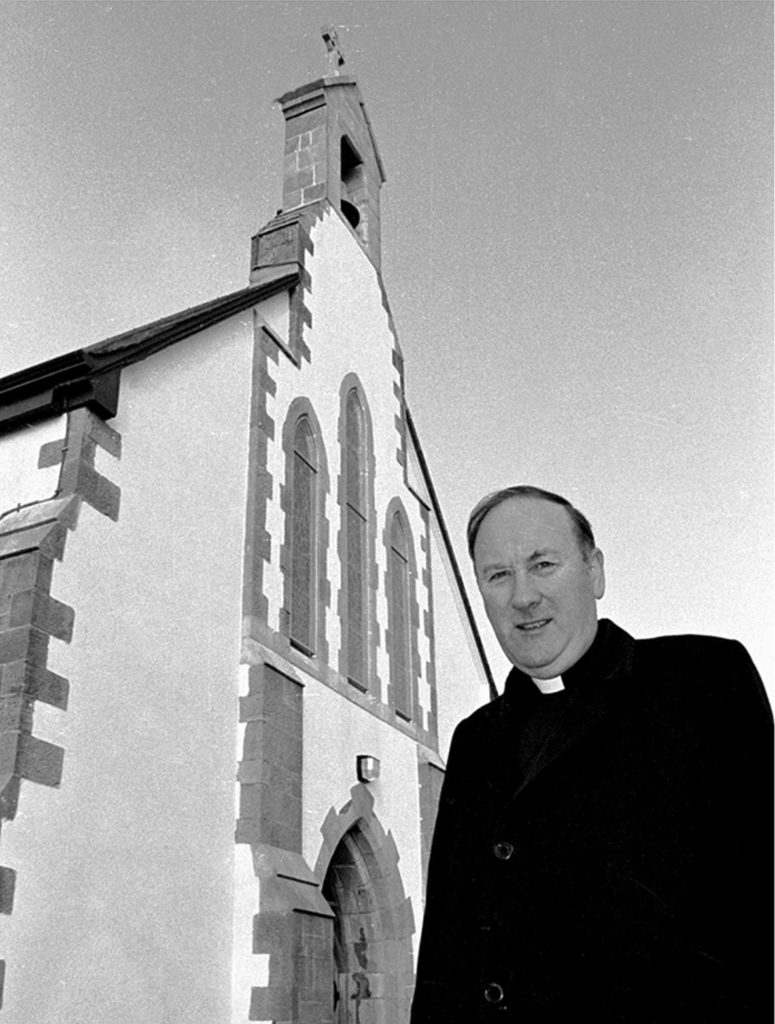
[411,620,773,1023]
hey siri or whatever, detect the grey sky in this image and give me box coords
[1,1,772,687]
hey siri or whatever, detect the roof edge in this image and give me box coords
[0,269,299,436]
[275,74,358,107]
[405,408,497,699]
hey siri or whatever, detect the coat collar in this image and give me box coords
[500,618,636,797]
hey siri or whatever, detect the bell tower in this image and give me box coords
[275,69,386,271]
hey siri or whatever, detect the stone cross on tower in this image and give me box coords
[321,25,346,75]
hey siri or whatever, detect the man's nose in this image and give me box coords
[509,572,541,610]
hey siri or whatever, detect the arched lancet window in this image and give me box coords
[388,512,412,720]
[344,390,367,688]
[290,416,317,654]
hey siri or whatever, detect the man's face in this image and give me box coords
[473,496,605,679]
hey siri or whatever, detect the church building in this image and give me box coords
[0,69,493,1024]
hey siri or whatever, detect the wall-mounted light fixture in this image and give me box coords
[356,755,381,783]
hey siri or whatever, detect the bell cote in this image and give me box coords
[276,76,386,271]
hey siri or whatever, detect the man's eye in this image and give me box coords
[534,561,556,571]
[488,569,510,582]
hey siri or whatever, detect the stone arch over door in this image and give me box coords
[316,784,416,1024]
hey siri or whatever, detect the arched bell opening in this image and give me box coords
[340,135,366,241]
[340,199,361,231]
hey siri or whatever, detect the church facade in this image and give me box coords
[0,74,492,1023]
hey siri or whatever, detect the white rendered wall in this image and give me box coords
[301,668,423,897]
[427,513,493,760]
[0,415,65,510]
[262,210,433,705]
[1,315,254,1023]
[257,209,490,971]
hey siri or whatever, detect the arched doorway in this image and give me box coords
[317,785,416,1023]
[323,828,377,1022]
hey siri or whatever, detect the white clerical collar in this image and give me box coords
[531,676,565,694]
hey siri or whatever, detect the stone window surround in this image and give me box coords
[244,325,437,748]
[336,373,381,703]
[279,397,331,665]
[383,497,422,726]
[342,389,368,688]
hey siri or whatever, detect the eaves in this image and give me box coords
[0,265,299,436]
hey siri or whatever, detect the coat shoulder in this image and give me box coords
[453,691,508,737]
[632,632,771,724]
[634,632,754,676]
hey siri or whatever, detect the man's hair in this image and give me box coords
[467,485,596,561]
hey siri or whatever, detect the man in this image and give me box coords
[411,485,772,1023]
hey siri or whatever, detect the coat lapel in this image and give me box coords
[504,619,636,800]
[514,676,624,794]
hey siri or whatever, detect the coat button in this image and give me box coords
[493,841,514,860]
[483,982,505,1004]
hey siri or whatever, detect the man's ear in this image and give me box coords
[589,548,606,599]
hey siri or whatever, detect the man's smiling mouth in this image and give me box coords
[516,619,551,632]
